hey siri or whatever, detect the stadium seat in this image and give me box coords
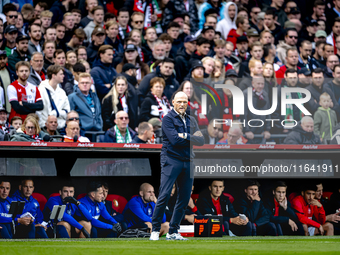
[77,193,86,200]
[323,191,333,200]
[191,194,199,203]
[32,193,47,211]
[49,193,60,198]
[223,193,234,203]
[106,194,128,214]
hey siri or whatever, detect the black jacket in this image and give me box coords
[174,47,191,84]
[201,128,218,144]
[101,85,140,131]
[8,50,31,73]
[196,190,238,223]
[283,122,321,144]
[263,197,300,225]
[120,72,139,89]
[43,57,54,71]
[139,91,168,122]
[86,42,102,67]
[138,66,179,101]
[235,193,270,227]
[142,43,153,64]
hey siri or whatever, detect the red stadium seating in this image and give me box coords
[323,191,333,200]
[49,193,60,198]
[106,194,128,214]
[223,193,234,203]
[191,194,199,203]
[32,193,47,211]
[77,193,86,200]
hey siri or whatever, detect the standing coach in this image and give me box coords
[150,91,204,241]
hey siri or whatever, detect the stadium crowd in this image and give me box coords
[1,0,340,144]
[0,178,339,238]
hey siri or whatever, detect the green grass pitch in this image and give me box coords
[0,236,339,255]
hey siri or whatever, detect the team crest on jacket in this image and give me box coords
[34,202,38,208]
[96,206,100,213]
[6,204,10,211]
[212,208,214,212]
[226,205,228,211]
[148,208,152,216]
[67,209,72,215]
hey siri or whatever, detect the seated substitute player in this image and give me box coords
[235,180,277,236]
[101,182,127,232]
[11,178,48,238]
[76,181,122,238]
[0,179,16,239]
[43,182,92,238]
[292,183,334,236]
[264,181,304,235]
[123,183,169,237]
[196,180,252,236]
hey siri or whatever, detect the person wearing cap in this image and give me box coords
[298,67,312,88]
[201,26,216,43]
[66,28,86,52]
[287,7,301,20]
[0,50,16,113]
[315,30,327,46]
[130,122,154,144]
[139,58,179,101]
[227,16,249,50]
[119,63,139,90]
[86,26,106,66]
[188,37,211,68]
[84,6,104,44]
[2,25,18,57]
[276,28,298,65]
[263,9,284,45]
[7,35,31,73]
[90,45,117,101]
[235,36,250,63]
[246,28,259,47]
[301,20,318,43]
[174,35,197,83]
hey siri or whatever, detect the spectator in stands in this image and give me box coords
[66,29,86,52]
[238,59,263,90]
[123,183,169,235]
[326,18,340,55]
[42,41,55,71]
[90,45,117,101]
[63,120,90,142]
[140,77,171,122]
[142,27,159,64]
[104,21,123,55]
[54,23,67,52]
[115,44,149,83]
[2,25,18,57]
[305,68,340,116]
[200,119,222,144]
[238,41,264,78]
[313,92,338,143]
[77,181,122,238]
[41,115,61,139]
[298,67,312,88]
[8,35,30,72]
[3,4,18,27]
[292,183,334,236]
[283,116,321,144]
[62,13,76,43]
[189,37,211,67]
[102,76,139,131]
[11,115,47,142]
[276,48,300,80]
[0,50,15,113]
[243,76,271,144]
[50,0,76,24]
[27,52,45,87]
[158,34,174,59]
[37,65,70,129]
[11,178,48,238]
[44,27,57,44]
[76,46,88,61]
[325,64,340,105]
[196,180,252,236]
[131,122,154,144]
[87,27,106,65]
[262,9,284,45]
[103,110,136,143]
[117,8,131,41]
[276,29,298,66]
[7,61,43,123]
[84,6,104,43]
[0,179,15,239]
[147,40,166,69]
[68,73,102,131]
[72,9,82,28]
[167,22,183,57]
[10,116,22,131]
[235,180,277,236]
[79,0,98,28]
[324,55,340,78]
[227,16,249,50]
[43,182,92,238]
[264,181,304,236]
[27,24,43,56]
[217,126,244,145]
[139,58,178,100]
[130,12,144,32]
[174,36,196,84]
[298,41,319,71]
[215,2,237,40]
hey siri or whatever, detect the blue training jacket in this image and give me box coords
[11,190,44,224]
[76,195,117,230]
[0,197,14,224]
[123,196,166,228]
[43,196,92,230]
